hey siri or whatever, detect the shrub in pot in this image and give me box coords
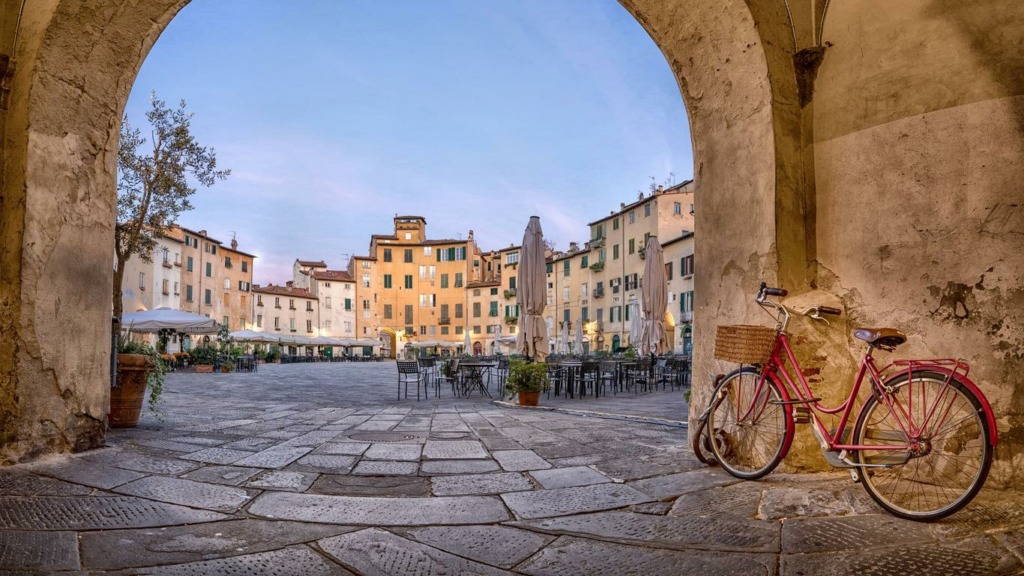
[505,359,550,406]
[112,335,167,427]
[189,345,218,373]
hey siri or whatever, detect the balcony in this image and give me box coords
[162,261,172,269]
[590,235,605,248]
[504,316,518,325]
[681,311,693,322]
[593,287,604,298]
[589,261,605,272]
[503,288,516,299]
[439,317,450,325]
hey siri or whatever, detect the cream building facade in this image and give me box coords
[119,233,184,316]
[172,226,255,332]
[253,283,318,349]
[663,232,695,355]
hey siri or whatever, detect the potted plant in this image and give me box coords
[189,344,218,373]
[505,359,550,406]
[111,334,167,427]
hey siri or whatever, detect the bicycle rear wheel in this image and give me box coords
[854,371,992,521]
[707,367,792,480]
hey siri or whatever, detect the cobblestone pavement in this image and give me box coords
[2,362,1022,575]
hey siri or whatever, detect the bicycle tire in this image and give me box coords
[854,370,992,521]
[690,415,719,466]
[707,366,792,480]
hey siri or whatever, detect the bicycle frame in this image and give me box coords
[754,329,997,462]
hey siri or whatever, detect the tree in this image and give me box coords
[113,92,229,321]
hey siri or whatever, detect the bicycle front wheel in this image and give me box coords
[707,367,792,480]
[854,371,992,521]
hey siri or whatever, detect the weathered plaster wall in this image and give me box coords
[621,0,793,422]
[813,1,1024,484]
[0,1,182,463]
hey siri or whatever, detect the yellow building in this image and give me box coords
[170,225,255,332]
[663,232,695,355]
[359,216,478,356]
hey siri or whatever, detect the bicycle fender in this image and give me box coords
[884,367,998,445]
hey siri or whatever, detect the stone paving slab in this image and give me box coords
[114,476,256,512]
[294,454,358,473]
[315,442,371,455]
[420,459,501,475]
[234,446,312,469]
[310,474,431,497]
[501,483,652,520]
[402,525,552,569]
[758,485,877,520]
[180,465,263,486]
[515,510,779,552]
[518,535,777,576]
[529,466,611,489]
[351,460,419,475]
[431,472,534,496]
[422,440,490,459]
[79,519,356,570]
[249,492,510,525]
[80,449,203,475]
[318,528,510,575]
[780,535,1022,576]
[0,496,227,530]
[106,544,353,576]
[0,470,92,496]
[781,513,935,554]
[363,443,423,461]
[181,447,255,465]
[492,450,552,472]
[23,458,146,490]
[246,470,318,492]
[0,530,79,572]
[626,468,737,500]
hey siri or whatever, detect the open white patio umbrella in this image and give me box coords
[230,329,278,343]
[121,308,219,334]
[639,236,669,355]
[516,217,549,360]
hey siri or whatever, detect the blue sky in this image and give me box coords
[126,0,691,284]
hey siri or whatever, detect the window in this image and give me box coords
[205,262,212,277]
[383,304,393,319]
[581,283,588,299]
[275,297,281,308]
[581,255,588,268]
[324,296,331,309]
[274,317,280,330]
[455,303,464,318]
[455,326,463,335]
[256,314,262,328]
[404,275,413,289]
[581,306,589,321]
[419,294,435,307]
[473,325,481,335]
[563,260,570,277]
[384,274,392,288]
[440,326,449,335]
[505,304,520,318]
[289,299,295,310]
[343,321,352,333]
[625,303,631,321]
[224,256,232,268]
[362,274,370,288]
[613,244,619,260]
[440,274,449,288]
[612,218,619,230]
[473,302,481,318]
[563,309,570,323]
[629,238,635,255]
[204,289,212,305]
[681,254,695,277]
[419,265,426,279]
[563,286,570,302]
[383,249,392,262]
[423,246,432,256]
[161,248,169,264]
[681,290,695,313]
[509,276,516,289]
[238,281,250,291]
[666,262,673,280]
[490,287,498,296]
[306,301,313,312]
[629,211,635,224]
[624,273,639,291]
[363,299,370,310]
[224,279,231,290]
[673,202,681,215]
[454,273,463,288]
[420,325,427,335]
[473,289,480,297]
[429,265,436,279]
[161,279,169,295]
[645,203,651,217]
[404,304,414,323]
[610,306,622,323]
[489,301,498,317]
[345,298,352,310]
[186,256,193,272]
[405,232,412,240]
[241,261,248,272]
[306,320,313,333]
[173,281,180,295]
[185,285,192,302]
[138,272,145,289]
[362,261,370,269]
[404,249,413,263]
[596,308,604,323]
[506,252,519,265]
[289,318,296,332]
[437,247,467,261]
[323,320,331,331]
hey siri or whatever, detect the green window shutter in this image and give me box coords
[345,298,352,310]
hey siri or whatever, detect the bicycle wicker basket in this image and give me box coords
[714,324,777,364]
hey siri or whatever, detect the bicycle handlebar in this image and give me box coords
[758,282,788,300]
[817,306,842,316]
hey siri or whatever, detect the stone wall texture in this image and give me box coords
[1,0,1021,483]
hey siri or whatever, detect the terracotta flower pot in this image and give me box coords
[194,364,213,373]
[518,391,540,406]
[110,354,152,428]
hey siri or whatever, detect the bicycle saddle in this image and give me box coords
[852,327,907,349]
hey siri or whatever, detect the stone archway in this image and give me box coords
[2,1,1021,486]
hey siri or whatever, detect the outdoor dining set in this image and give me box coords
[396,353,690,402]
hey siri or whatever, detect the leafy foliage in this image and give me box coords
[115,332,167,416]
[188,345,218,365]
[113,92,229,320]
[505,359,551,394]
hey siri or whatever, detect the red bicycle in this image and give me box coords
[693,283,997,521]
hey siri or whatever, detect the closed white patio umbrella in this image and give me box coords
[639,236,669,355]
[516,217,549,360]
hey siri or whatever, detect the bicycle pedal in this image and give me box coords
[793,406,810,424]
